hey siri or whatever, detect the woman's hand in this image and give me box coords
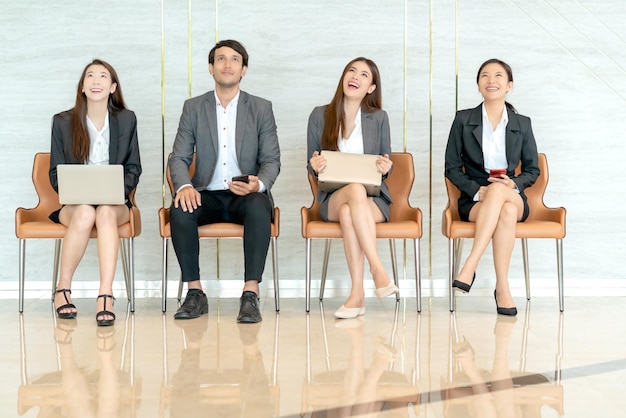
[488,173,516,189]
[310,151,326,174]
[376,154,393,175]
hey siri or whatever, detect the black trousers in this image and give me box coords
[170,190,272,283]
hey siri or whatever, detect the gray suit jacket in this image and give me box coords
[306,105,393,220]
[169,90,280,205]
[444,104,539,202]
[49,109,142,199]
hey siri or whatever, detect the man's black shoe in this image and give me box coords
[237,291,262,323]
[174,291,208,320]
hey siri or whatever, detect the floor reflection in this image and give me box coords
[18,309,140,417]
[440,304,564,417]
[160,311,280,417]
[302,301,420,417]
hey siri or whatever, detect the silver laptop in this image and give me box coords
[318,150,382,196]
[57,164,125,205]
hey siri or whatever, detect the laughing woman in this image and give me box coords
[307,57,398,319]
[49,59,141,326]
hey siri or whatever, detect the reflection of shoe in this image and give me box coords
[494,290,517,316]
[334,304,365,319]
[54,321,77,345]
[237,291,262,323]
[238,322,262,345]
[96,327,116,352]
[174,290,208,320]
[452,338,474,357]
[334,316,364,329]
[174,311,209,343]
[376,343,397,360]
[96,294,116,327]
[55,289,77,319]
[452,272,476,294]
[374,283,399,299]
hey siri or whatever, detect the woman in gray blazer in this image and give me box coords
[307,57,398,319]
[444,59,539,316]
[49,59,141,326]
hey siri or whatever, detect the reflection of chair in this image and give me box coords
[15,152,141,312]
[442,153,566,312]
[301,302,420,416]
[159,314,280,417]
[17,311,140,416]
[158,153,280,312]
[441,309,564,417]
[301,152,423,312]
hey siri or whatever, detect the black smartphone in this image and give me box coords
[231,175,250,183]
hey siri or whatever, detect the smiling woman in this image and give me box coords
[306,57,398,319]
[48,59,142,327]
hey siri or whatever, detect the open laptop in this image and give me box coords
[318,150,382,196]
[57,164,125,205]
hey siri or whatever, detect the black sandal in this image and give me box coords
[55,289,77,320]
[96,294,116,327]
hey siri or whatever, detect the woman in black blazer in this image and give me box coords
[307,57,398,319]
[444,59,539,316]
[49,59,141,326]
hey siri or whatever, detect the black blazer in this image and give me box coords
[49,109,142,200]
[444,104,539,203]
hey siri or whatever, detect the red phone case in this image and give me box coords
[489,168,506,177]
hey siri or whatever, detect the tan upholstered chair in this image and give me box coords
[15,152,141,312]
[442,153,566,312]
[158,153,280,312]
[301,152,423,312]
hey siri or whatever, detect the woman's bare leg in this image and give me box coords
[336,204,366,308]
[327,184,388,283]
[455,183,524,287]
[55,205,97,315]
[94,205,129,321]
[491,202,519,308]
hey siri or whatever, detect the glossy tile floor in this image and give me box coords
[3,290,625,417]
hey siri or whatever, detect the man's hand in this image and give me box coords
[229,175,260,196]
[173,186,202,212]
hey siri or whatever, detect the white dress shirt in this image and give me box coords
[87,113,110,165]
[481,104,508,173]
[337,110,364,154]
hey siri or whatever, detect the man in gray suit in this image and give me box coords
[169,39,280,323]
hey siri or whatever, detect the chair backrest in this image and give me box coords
[306,152,415,222]
[166,153,197,196]
[444,153,549,222]
[32,152,62,216]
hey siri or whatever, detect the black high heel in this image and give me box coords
[494,290,517,316]
[55,289,77,319]
[96,294,116,327]
[452,272,476,294]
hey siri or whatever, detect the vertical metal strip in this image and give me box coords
[455,0,459,112]
[161,0,166,208]
[428,0,433,279]
[215,0,220,279]
[188,0,193,98]
[402,0,408,279]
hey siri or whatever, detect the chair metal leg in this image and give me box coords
[128,237,135,312]
[319,239,331,301]
[271,237,280,312]
[19,239,25,313]
[162,238,168,312]
[453,238,463,278]
[388,239,400,302]
[557,239,564,312]
[414,238,421,312]
[177,277,183,302]
[120,238,130,301]
[51,239,62,300]
[522,238,531,300]
[305,238,312,312]
[448,238,455,312]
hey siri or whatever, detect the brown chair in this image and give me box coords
[158,153,280,312]
[301,152,423,312]
[442,153,566,312]
[15,152,141,313]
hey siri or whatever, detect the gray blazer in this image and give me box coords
[306,105,393,220]
[49,109,142,199]
[169,90,280,205]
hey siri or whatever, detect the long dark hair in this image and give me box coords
[71,59,126,162]
[321,57,382,151]
[476,58,517,113]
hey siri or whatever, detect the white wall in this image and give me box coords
[2,0,624,300]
